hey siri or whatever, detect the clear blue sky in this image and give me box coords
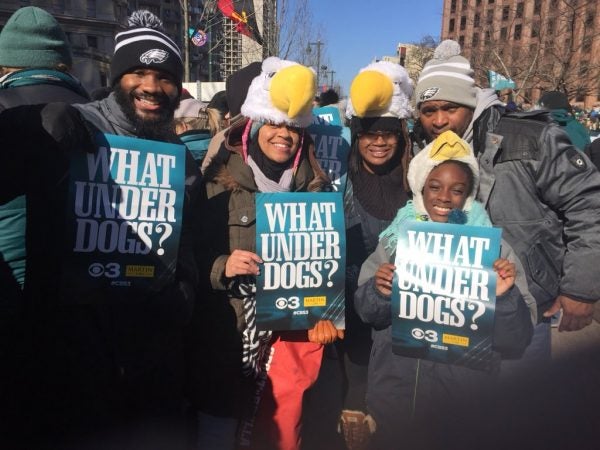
[305,0,444,96]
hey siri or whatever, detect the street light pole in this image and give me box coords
[306,40,324,89]
[181,0,190,82]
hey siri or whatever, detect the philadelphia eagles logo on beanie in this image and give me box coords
[110,10,183,87]
[140,49,169,65]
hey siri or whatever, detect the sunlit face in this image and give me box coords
[423,161,472,223]
[257,123,302,163]
[118,68,179,120]
[357,131,399,173]
[418,101,474,141]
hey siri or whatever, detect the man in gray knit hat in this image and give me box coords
[415,40,600,336]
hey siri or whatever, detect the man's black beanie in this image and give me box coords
[110,10,183,88]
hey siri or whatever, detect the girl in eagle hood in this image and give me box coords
[353,130,535,450]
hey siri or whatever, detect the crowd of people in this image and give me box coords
[1,7,599,450]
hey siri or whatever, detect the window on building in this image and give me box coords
[547,19,554,36]
[449,18,455,32]
[516,2,524,19]
[458,35,465,47]
[476,0,482,6]
[489,0,495,4]
[576,89,585,102]
[472,33,480,46]
[514,24,522,40]
[460,16,466,30]
[462,0,468,10]
[531,21,540,38]
[502,6,509,21]
[474,13,480,27]
[86,0,96,18]
[485,30,492,44]
[451,0,457,13]
[500,27,508,40]
[486,9,494,24]
[534,0,542,15]
[87,35,98,48]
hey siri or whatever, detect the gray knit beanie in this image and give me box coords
[414,40,476,109]
[0,6,73,69]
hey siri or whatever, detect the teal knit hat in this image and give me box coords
[0,6,73,69]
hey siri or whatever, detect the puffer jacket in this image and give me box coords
[473,107,600,317]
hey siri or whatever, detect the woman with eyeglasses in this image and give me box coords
[336,61,415,450]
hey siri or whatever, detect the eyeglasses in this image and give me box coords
[357,131,398,142]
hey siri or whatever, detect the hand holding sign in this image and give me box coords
[226,249,263,277]
[493,258,515,296]
[308,319,345,344]
[375,263,396,297]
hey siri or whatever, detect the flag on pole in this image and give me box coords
[488,70,516,90]
[217,0,263,45]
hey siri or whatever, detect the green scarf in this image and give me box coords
[0,68,89,99]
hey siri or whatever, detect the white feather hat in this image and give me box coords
[241,56,316,128]
[345,60,413,120]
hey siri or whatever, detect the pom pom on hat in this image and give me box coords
[346,61,413,120]
[0,6,72,69]
[240,57,316,128]
[408,130,479,217]
[414,39,477,109]
[110,10,183,87]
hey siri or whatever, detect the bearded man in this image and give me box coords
[0,11,199,450]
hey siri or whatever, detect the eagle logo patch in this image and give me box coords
[420,87,440,101]
[140,49,169,65]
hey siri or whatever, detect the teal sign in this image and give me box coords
[391,221,501,370]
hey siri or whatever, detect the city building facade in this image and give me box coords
[441,0,600,108]
[1,0,279,91]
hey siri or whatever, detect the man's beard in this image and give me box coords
[114,85,180,141]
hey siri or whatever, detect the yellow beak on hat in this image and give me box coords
[350,70,393,117]
[270,64,316,119]
[429,130,471,160]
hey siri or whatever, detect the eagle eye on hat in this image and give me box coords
[110,10,183,87]
[408,130,479,217]
[414,40,477,110]
[0,6,73,69]
[240,57,316,128]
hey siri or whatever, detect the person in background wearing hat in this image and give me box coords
[0,10,199,449]
[334,61,414,450]
[174,96,224,166]
[201,61,262,173]
[537,90,590,153]
[0,7,91,445]
[187,56,342,450]
[354,130,533,450]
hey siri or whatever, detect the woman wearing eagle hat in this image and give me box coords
[187,57,343,450]
[330,61,414,450]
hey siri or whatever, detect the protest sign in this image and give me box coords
[391,221,501,370]
[312,105,343,126]
[308,121,351,193]
[63,133,186,293]
[255,192,346,330]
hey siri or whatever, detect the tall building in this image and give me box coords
[199,0,278,81]
[1,1,278,91]
[378,43,435,85]
[441,0,600,108]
